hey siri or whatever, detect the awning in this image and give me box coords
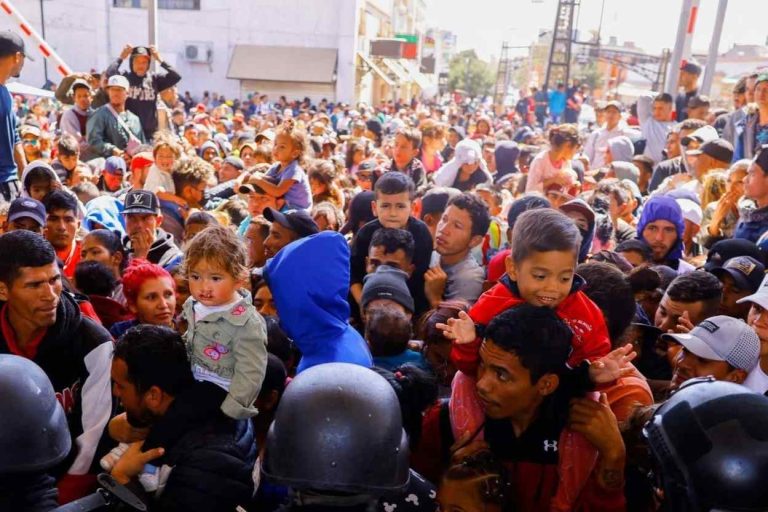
[401,60,433,90]
[227,45,337,83]
[381,58,411,84]
[6,81,54,98]
[357,52,394,87]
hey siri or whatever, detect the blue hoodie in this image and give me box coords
[636,195,685,265]
[264,231,372,373]
[83,195,126,237]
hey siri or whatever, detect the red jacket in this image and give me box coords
[451,276,611,374]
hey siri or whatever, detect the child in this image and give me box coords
[439,208,622,376]
[474,184,506,265]
[388,127,427,190]
[21,160,61,201]
[525,124,580,194]
[251,119,312,210]
[437,451,507,512]
[182,224,268,419]
[51,134,84,187]
[349,172,433,315]
[144,133,185,207]
[308,159,343,208]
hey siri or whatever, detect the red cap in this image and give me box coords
[130,152,154,171]
[195,103,207,113]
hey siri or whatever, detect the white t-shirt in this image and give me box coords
[744,364,768,395]
[143,164,175,195]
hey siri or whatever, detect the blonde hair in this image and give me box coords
[153,131,182,158]
[182,224,248,281]
[701,171,727,207]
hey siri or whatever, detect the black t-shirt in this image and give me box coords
[453,168,491,192]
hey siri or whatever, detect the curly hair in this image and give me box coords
[447,193,492,237]
[548,123,581,149]
[152,131,182,158]
[171,156,214,193]
[182,224,249,282]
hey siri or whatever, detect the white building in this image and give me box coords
[0,0,437,104]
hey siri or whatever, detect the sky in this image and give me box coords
[424,0,768,61]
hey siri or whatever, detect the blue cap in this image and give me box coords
[104,156,126,175]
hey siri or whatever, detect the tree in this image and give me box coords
[448,50,494,98]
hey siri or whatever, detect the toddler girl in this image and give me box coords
[251,119,312,210]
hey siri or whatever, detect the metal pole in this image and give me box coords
[38,0,47,84]
[664,0,698,95]
[148,0,158,46]
[701,0,727,96]
[148,0,158,71]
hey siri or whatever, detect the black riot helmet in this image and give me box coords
[643,377,768,512]
[0,354,71,474]
[263,362,410,495]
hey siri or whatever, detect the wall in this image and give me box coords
[0,0,362,102]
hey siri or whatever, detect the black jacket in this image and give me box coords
[0,291,115,477]
[132,381,257,512]
[123,228,182,271]
[350,216,433,316]
[106,58,181,140]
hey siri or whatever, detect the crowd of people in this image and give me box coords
[3,25,768,512]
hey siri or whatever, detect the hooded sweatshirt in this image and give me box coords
[123,228,182,271]
[82,195,126,237]
[20,161,86,219]
[636,195,693,273]
[264,231,372,373]
[606,135,635,164]
[433,139,492,189]
[105,53,181,140]
[561,198,596,263]
[493,140,520,181]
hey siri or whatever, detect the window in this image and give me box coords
[113,0,200,9]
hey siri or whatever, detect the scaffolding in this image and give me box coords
[544,0,578,89]
[493,42,513,105]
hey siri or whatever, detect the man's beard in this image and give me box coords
[126,407,157,429]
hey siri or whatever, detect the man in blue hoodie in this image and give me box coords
[637,195,694,274]
[264,231,372,373]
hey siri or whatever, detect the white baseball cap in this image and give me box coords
[737,274,768,310]
[106,75,129,91]
[662,316,760,372]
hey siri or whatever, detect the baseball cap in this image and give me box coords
[104,156,126,176]
[19,124,41,138]
[662,316,759,371]
[676,198,702,226]
[711,256,765,294]
[123,190,160,215]
[680,60,702,75]
[106,75,129,90]
[686,138,734,163]
[7,197,46,227]
[737,274,768,310]
[263,207,319,238]
[604,100,622,112]
[222,156,244,171]
[559,198,595,226]
[704,239,763,272]
[255,130,275,143]
[0,31,31,60]
[69,78,92,94]
[681,125,719,147]
[131,46,150,58]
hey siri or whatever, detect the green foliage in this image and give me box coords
[448,50,494,98]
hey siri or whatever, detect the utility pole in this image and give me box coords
[664,0,700,95]
[38,0,48,85]
[148,0,158,71]
[701,0,727,96]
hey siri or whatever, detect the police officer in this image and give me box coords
[0,354,71,511]
[644,377,768,511]
[263,362,426,511]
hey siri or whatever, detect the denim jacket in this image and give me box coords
[183,290,268,419]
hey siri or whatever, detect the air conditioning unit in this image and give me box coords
[184,42,213,64]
